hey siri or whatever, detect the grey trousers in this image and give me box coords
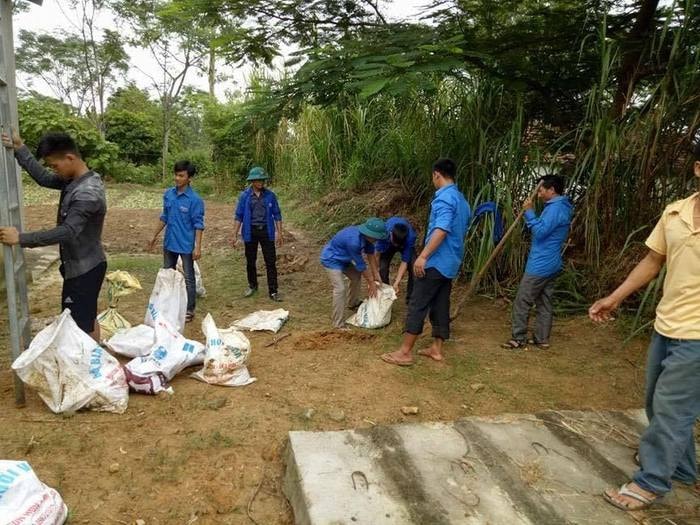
[325,267,362,328]
[511,273,557,343]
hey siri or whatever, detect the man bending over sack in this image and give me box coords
[320,218,387,329]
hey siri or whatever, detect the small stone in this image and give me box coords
[134,520,146,525]
[302,408,315,420]
[328,409,346,422]
[108,462,120,474]
[401,406,419,415]
[461,404,468,410]
[265,392,271,397]
[470,383,485,393]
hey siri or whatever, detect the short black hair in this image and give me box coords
[693,141,700,162]
[36,132,81,159]
[173,160,196,177]
[391,223,409,247]
[538,174,565,195]
[432,158,456,179]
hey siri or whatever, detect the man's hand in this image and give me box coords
[0,227,20,245]
[276,232,284,248]
[193,246,201,261]
[589,295,620,322]
[523,197,534,210]
[147,238,157,252]
[367,280,378,298]
[1,129,23,150]
[231,236,239,249]
[414,255,427,278]
[392,282,400,295]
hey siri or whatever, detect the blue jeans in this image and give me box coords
[633,331,700,495]
[164,250,196,313]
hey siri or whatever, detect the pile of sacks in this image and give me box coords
[12,269,256,415]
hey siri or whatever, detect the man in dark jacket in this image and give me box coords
[232,167,283,301]
[502,174,572,350]
[0,130,107,341]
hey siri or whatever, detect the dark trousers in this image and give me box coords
[245,226,278,295]
[164,250,196,312]
[379,247,415,304]
[511,273,557,343]
[404,268,452,340]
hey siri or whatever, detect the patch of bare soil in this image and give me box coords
[291,330,377,351]
[0,195,658,524]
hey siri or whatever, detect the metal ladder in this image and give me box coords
[0,0,31,407]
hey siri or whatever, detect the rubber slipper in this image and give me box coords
[603,483,659,511]
[380,353,414,367]
[501,339,526,349]
[417,349,444,362]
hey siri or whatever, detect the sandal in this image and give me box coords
[603,483,660,511]
[185,311,195,323]
[527,338,550,349]
[501,339,526,350]
[380,353,414,367]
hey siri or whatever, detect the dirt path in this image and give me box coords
[0,197,649,524]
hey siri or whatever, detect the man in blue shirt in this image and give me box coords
[320,218,386,328]
[382,159,471,366]
[373,217,418,303]
[502,174,572,350]
[149,160,205,322]
[233,167,283,301]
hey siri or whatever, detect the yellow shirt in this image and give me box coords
[645,193,700,339]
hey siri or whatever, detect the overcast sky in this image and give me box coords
[12,0,429,102]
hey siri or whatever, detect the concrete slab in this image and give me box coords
[284,410,700,525]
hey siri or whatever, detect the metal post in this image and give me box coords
[0,0,29,407]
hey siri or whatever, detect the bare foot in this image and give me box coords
[603,482,658,511]
[381,351,414,366]
[418,348,444,362]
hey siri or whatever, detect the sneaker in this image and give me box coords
[269,292,283,302]
[244,287,258,298]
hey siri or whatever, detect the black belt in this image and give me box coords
[252,224,266,230]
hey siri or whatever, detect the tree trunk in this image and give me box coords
[611,0,660,118]
[208,46,216,98]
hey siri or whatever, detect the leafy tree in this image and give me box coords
[18,93,119,173]
[16,21,128,128]
[104,85,162,164]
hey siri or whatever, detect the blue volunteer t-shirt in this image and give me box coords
[424,184,471,279]
[320,226,376,272]
[375,216,417,263]
[523,195,573,277]
[160,185,205,254]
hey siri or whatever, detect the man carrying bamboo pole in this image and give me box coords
[502,175,572,350]
[589,142,700,512]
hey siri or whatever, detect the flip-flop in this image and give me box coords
[527,338,550,349]
[381,353,414,367]
[501,339,526,350]
[418,349,444,362]
[603,483,659,511]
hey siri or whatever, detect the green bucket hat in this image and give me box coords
[358,217,388,240]
[246,166,269,181]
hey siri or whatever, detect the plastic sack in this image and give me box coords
[97,307,131,341]
[232,309,289,333]
[176,258,206,297]
[346,283,397,329]
[124,316,205,395]
[104,324,155,359]
[12,309,129,414]
[0,460,67,525]
[145,269,187,333]
[192,314,256,387]
[97,271,142,339]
